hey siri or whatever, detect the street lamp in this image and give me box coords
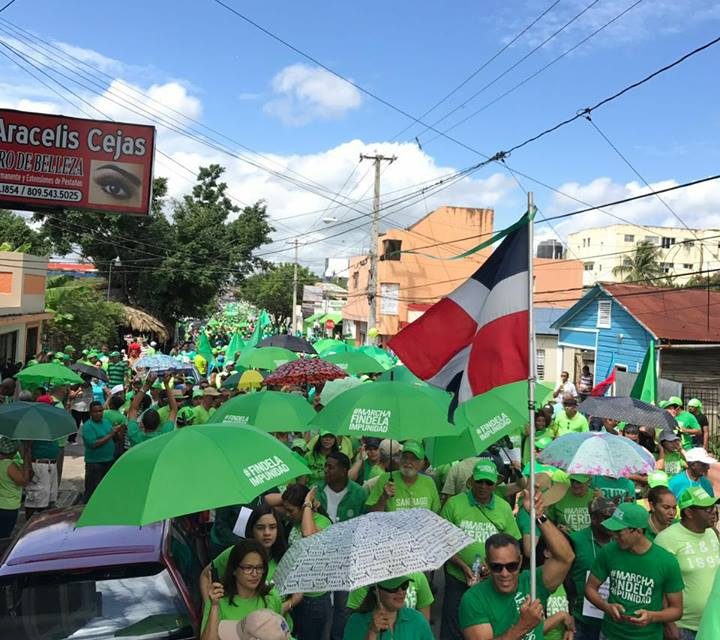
[107,256,121,301]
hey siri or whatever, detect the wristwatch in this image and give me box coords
[536,514,548,526]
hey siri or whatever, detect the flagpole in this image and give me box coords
[527,192,537,601]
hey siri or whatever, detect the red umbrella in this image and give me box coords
[264,358,347,387]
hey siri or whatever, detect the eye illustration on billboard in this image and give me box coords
[0,109,155,216]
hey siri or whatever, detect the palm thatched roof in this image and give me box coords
[121,305,169,341]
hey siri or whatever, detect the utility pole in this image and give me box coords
[287,239,299,335]
[360,153,396,344]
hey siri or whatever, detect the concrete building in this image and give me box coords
[342,206,584,343]
[0,252,51,365]
[567,224,720,287]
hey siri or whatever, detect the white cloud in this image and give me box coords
[264,63,362,126]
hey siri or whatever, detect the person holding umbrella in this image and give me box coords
[343,575,434,640]
[0,438,31,536]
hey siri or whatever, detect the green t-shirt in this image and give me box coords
[441,491,521,582]
[0,458,22,510]
[676,411,701,450]
[30,439,60,460]
[212,546,278,584]
[551,412,589,437]
[697,566,720,638]
[304,450,328,485]
[360,459,383,485]
[200,590,283,631]
[103,409,127,427]
[459,568,550,638]
[591,476,635,502]
[545,583,569,640]
[81,417,116,463]
[343,607,434,640]
[568,527,607,627]
[193,405,211,426]
[661,451,686,477]
[590,540,684,640]
[346,570,434,611]
[548,490,593,532]
[366,472,441,513]
[127,419,174,447]
[655,523,720,631]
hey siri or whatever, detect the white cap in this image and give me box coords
[150,341,157,347]
[685,447,716,464]
[218,610,291,640]
[110,384,125,396]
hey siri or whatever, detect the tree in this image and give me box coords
[34,165,274,325]
[686,272,720,290]
[44,276,125,350]
[241,263,317,328]
[612,240,667,285]
[0,209,52,255]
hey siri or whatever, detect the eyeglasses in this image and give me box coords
[238,564,265,575]
[378,580,410,593]
[489,561,521,574]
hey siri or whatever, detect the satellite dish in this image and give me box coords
[322,216,338,224]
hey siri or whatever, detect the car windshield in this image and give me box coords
[0,562,194,639]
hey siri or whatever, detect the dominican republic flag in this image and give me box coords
[389,216,529,404]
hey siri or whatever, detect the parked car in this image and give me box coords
[0,506,206,639]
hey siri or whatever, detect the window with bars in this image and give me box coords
[536,349,546,380]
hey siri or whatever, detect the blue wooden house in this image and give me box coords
[551,282,720,394]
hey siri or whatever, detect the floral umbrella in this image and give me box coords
[264,358,347,387]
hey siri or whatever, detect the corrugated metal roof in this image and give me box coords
[602,283,720,342]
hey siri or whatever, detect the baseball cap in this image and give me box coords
[658,400,669,409]
[602,502,649,531]
[176,407,195,425]
[647,470,669,488]
[589,495,616,516]
[569,473,591,483]
[109,351,121,357]
[290,438,308,453]
[193,389,205,398]
[678,486,719,511]
[472,458,498,483]
[219,609,291,640]
[660,431,679,442]
[364,437,382,448]
[319,429,335,438]
[36,394,54,405]
[685,447,717,465]
[688,398,703,410]
[401,440,425,460]
[377,575,413,590]
[665,396,683,407]
[379,439,401,458]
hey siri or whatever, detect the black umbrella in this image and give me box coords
[70,362,109,382]
[258,334,317,355]
[578,396,677,432]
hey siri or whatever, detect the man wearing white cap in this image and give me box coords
[668,448,716,500]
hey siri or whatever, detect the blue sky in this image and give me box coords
[1,0,719,268]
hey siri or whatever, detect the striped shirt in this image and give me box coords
[107,361,128,386]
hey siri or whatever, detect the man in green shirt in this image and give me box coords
[655,487,720,639]
[568,496,616,640]
[366,441,440,513]
[314,451,366,524]
[585,502,684,640]
[459,501,575,640]
[193,387,218,425]
[658,432,686,478]
[441,458,521,640]
[548,473,593,532]
[106,351,127,387]
[81,401,122,502]
[550,395,589,438]
[665,397,703,451]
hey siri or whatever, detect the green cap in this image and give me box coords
[647,470,669,488]
[472,458,498,482]
[192,389,204,398]
[291,438,308,453]
[688,398,703,410]
[678,486,719,511]
[536,435,553,450]
[64,345,75,353]
[109,351,121,357]
[176,407,195,424]
[602,503,649,531]
[666,396,683,407]
[319,429,335,438]
[377,575,412,590]
[569,474,591,483]
[658,400,669,409]
[401,440,425,460]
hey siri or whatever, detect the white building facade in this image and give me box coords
[567,224,720,287]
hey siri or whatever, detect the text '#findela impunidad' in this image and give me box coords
[348,408,391,432]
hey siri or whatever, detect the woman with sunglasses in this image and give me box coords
[201,539,285,640]
[343,575,434,639]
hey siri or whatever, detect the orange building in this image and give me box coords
[342,206,583,344]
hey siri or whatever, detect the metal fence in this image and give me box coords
[683,383,720,450]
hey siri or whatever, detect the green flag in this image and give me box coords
[197,332,215,369]
[630,339,657,404]
[225,331,245,363]
[246,310,271,347]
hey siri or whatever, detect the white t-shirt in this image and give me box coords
[324,485,348,523]
[555,381,578,398]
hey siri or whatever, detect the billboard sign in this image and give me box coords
[0,108,155,215]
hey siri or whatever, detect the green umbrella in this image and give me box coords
[311,381,455,440]
[378,365,427,385]
[426,381,554,466]
[315,339,353,355]
[210,390,315,432]
[237,347,299,371]
[77,424,310,527]
[0,401,77,440]
[323,352,388,375]
[16,362,83,388]
[356,345,396,368]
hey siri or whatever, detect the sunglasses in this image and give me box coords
[378,580,411,593]
[473,479,495,486]
[489,561,521,574]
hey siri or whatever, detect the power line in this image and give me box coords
[0,0,17,13]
